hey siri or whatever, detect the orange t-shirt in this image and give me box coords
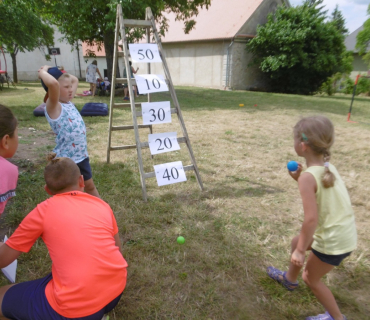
[6,191,128,318]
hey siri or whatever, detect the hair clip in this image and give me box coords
[302,133,308,141]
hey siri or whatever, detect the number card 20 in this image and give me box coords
[142,101,171,125]
[128,43,162,63]
[134,74,168,94]
[154,161,187,186]
[148,132,180,155]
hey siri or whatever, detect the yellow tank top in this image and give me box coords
[304,164,357,255]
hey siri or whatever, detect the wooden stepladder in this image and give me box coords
[107,4,203,201]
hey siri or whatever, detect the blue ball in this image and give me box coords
[287,161,298,171]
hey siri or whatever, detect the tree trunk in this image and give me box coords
[103,30,120,81]
[10,52,17,83]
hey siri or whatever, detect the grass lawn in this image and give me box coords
[0,82,369,319]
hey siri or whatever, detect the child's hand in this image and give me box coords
[291,249,305,267]
[288,162,303,181]
[38,65,51,78]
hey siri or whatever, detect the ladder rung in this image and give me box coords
[117,51,125,57]
[111,125,151,131]
[116,78,137,84]
[136,108,178,117]
[140,137,186,148]
[114,102,141,108]
[122,19,152,28]
[144,165,195,179]
[110,145,137,151]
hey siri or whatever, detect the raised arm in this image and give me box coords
[70,74,79,98]
[38,65,61,119]
[0,242,22,269]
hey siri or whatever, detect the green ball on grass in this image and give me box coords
[177,236,185,244]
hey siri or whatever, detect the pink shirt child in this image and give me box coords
[0,156,18,215]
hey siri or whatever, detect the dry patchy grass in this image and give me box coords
[0,83,369,319]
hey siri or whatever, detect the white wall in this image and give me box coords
[3,27,85,81]
[131,41,228,89]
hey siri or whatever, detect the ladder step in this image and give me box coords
[136,108,178,117]
[144,165,195,179]
[110,145,137,151]
[112,125,151,131]
[114,102,141,108]
[140,137,186,148]
[117,51,125,57]
[116,78,137,84]
[122,19,152,28]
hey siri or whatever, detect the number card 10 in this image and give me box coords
[134,74,168,94]
[154,161,187,186]
[128,44,162,63]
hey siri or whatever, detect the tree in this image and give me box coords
[35,0,211,81]
[356,4,370,68]
[246,2,348,94]
[331,5,348,35]
[0,0,54,83]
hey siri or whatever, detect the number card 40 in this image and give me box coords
[154,161,187,186]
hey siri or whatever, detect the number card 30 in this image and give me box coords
[128,44,162,63]
[142,101,171,125]
[134,74,168,94]
[148,132,180,155]
[154,161,187,186]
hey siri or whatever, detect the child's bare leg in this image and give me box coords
[0,284,15,319]
[285,235,303,282]
[303,252,343,320]
[92,83,96,97]
[84,178,100,198]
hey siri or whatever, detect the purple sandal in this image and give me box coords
[267,266,298,291]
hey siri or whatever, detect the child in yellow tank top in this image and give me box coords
[267,116,356,320]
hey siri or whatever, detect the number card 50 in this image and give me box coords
[154,161,187,186]
[128,44,162,63]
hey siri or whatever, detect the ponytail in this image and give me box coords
[322,151,335,188]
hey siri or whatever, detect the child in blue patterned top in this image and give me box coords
[38,66,100,198]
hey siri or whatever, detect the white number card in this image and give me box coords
[148,132,180,155]
[154,161,187,186]
[134,74,168,94]
[142,101,172,125]
[129,44,162,63]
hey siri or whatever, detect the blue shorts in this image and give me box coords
[312,248,352,266]
[76,157,93,181]
[2,273,122,320]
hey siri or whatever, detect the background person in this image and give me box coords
[123,61,139,101]
[86,60,103,97]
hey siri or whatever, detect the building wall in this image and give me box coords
[228,0,286,90]
[349,54,369,79]
[131,41,228,89]
[3,27,86,81]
